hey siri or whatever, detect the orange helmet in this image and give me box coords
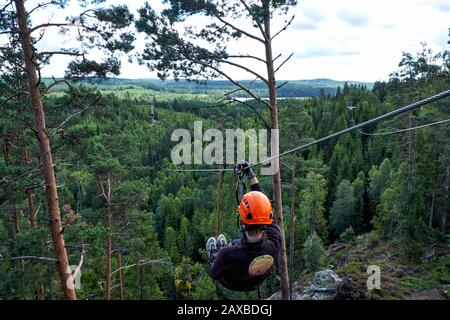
[237,191,273,225]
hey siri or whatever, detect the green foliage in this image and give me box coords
[368,158,392,205]
[330,180,354,236]
[340,226,356,242]
[298,172,328,241]
[165,227,180,263]
[173,257,209,299]
[351,171,366,233]
[302,232,325,272]
[374,163,429,260]
[0,26,449,300]
[191,275,218,300]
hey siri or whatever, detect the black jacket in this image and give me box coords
[208,183,283,291]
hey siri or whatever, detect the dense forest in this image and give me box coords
[0,0,449,300]
[45,77,372,98]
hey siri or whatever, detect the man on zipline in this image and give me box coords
[206,161,283,292]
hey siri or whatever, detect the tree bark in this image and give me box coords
[23,148,36,227]
[101,177,112,300]
[429,193,435,228]
[37,285,45,300]
[441,165,449,242]
[105,223,112,300]
[27,191,36,228]
[12,202,20,235]
[14,0,76,300]
[139,265,144,300]
[2,140,9,167]
[117,252,124,300]
[288,160,297,300]
[264,14,290,300]
[408,112,413,164]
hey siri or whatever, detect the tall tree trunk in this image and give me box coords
[12,202,20,235]
[27,191,36,228]
[14,0,76,300]
[2,140,9,167]
[105,227,112,300]
[105,197,112,300]
[139,265,144,300]
[264,15,290,300]
[23,148,36,227]
[37,285,45,300]
[117,252,124,300]
[101,176,113,300]
[288,160,297,301]
[48,274,55,300]
[429,193,435,228]
[441,165,449,242]
[408,112,413,164]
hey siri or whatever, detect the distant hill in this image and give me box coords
[44,77,373,97]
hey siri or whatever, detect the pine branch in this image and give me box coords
[51,104,94,135]
[0,53,26,71]
[274,52,293,73]
[210,8,264,44]
[111,259,169,275]
[170,34,272,109]
[5,256,57,262]
[0,0,12,16]
[228,98,270,130]
[29,22,75,33]
[227,54,267,64]
[211,57,268,84]
[238,0,268,42]
[0,91,29,109]
[272,15,295,40]
[276,81,289,90]
[37,51,85,58]
[28,1,54,15]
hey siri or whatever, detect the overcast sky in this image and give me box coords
[30,0,450,82]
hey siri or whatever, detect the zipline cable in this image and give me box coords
[156,89,450,173]
[250,89,450,169]
[357,117,450,136]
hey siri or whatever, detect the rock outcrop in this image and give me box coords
[269,269,353,300]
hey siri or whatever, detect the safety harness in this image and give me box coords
[234,164,263,300]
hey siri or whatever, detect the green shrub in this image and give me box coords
[340,226,356,242]
[302,232,325,272]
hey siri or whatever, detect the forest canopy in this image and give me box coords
[0,0,449,301]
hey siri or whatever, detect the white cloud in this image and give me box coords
[336,9,369,27]
[31,0,449,82]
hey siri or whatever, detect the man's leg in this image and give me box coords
[216,234,227,249]
[206,237,217,259]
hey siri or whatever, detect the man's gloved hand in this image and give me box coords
[234,160,256,180]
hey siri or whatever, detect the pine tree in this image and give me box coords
[298,172,328,241]
[368,158,392,205]
[351,171,366,233]
[302,232,324,272]
[165,227,180,264]
[330,180,354,237]
[178,217,194,258]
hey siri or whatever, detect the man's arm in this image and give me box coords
[249,176,263,192]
